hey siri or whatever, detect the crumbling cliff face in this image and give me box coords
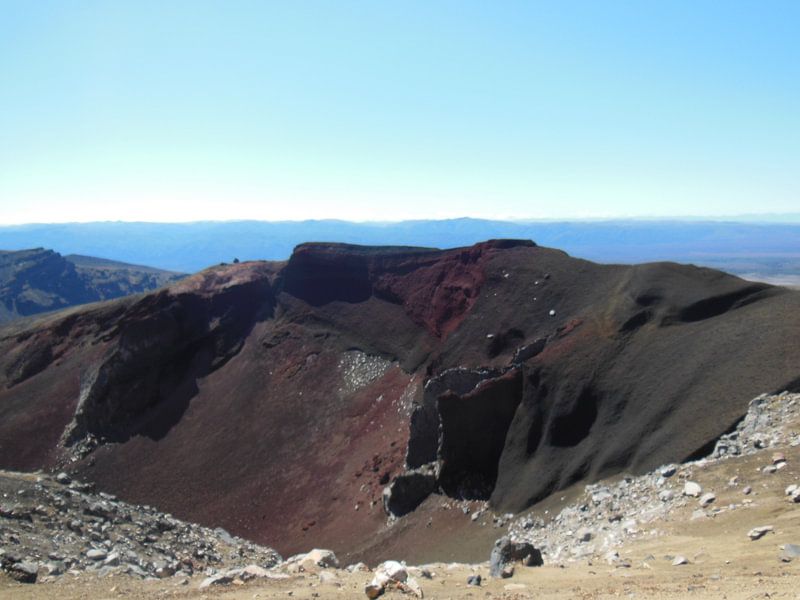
[0,240,798,560]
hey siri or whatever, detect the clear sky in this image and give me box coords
[1,1,798,224]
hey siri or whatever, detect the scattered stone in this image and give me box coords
[489,537,543,578]
[6,560,39,583]
[683,481,702,497]
[43,561,64,576]
[659,489,675,502]
[672,556,689,566]
[780,544,800,562]
[467,574,482,586]
[699,492,716,507]
[304,548,339,569]
[199,573,234,589]
[660,465,677,478]
[772,452,786,464]
[575,527,593,542]
[365,561,423,598]
[318,571,339,585]
[86,549,107,561]
[55,472,71,485]
[748,526,774,541]
[0,471,281,584]
[743,486,752,495]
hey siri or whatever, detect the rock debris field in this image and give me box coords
[2,391,800,599]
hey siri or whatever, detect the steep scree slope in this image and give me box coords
[0,240,798,562]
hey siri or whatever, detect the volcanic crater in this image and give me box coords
[1,239,798,564]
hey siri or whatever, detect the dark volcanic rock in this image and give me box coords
[406,367,502,469]
[383,466,438,517]
[5,560,38,584]
[62,267,275,448]
[0,240,798,564]
[438,369,523,499]
[490,537,543,577]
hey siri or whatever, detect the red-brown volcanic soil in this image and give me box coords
[1,240,799,564]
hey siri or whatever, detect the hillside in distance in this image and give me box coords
[0,248,184,323]
[0,219,798,281]
[0,239,798,565]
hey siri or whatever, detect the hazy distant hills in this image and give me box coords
[0,219,798,282]
[0,248,184,323]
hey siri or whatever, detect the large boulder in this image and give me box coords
[365,560,423,598]
[489,537,543,578]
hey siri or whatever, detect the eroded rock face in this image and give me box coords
[62,270,275,450]
[281,240,535,338]
[406,368,502,469]
[385,367,526,513]
[438,369,524,499]
[383,465,438,517]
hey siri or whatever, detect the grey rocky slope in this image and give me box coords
[499,391,800,564]
[0,470,280,584]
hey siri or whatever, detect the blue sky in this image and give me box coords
[1,1,798,223]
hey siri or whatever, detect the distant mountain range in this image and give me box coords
[0,220,798,282]
[0,248,183,323]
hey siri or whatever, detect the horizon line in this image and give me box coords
[2,213,800,227]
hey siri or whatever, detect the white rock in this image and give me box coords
[199,574,233,589]
[289,548,339,571]
[699,492,716,507]
[748,526,774,540]
[672,555,689,566]
[86,549,107,561]
[683,481,702,497]
[318,571,339,585]
[366,561,422,598]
